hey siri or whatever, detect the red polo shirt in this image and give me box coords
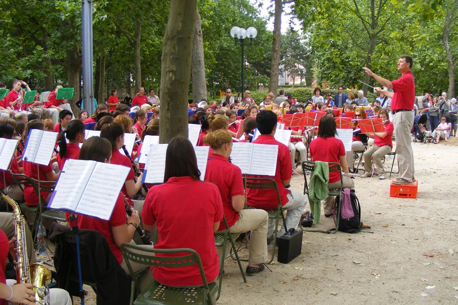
[290,126,304,142]
[246,134,291,209]
[0,229,8,305]
[110,149,135,206]
[4,90,19,110]
[391,71,415,111]
[108,95,119,112]
[0,158,19,189]
[142,176,223,286]
[375,121,394,148]
[131,95,147,107]
[44,91,63,108]
[310,136,345,183]
[57,143,81,171]
[83,117,96,124]
[23,161,53,206]
[71,193,126,263]
[204,152,244,230]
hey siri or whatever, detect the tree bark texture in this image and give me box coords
[159,0,197,143]
[65,45,81,114]
[95,54,106,103]
[192,8,207,103]
[268,0,282,97]
[443,0,457,98]
[134,20,142,93]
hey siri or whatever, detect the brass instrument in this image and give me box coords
[0,190,51,304]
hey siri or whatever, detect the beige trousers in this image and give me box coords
[393,111,415,182]
[363,144,392,175]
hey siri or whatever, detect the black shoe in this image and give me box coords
[325,213,333,218]
[246,264,265,276]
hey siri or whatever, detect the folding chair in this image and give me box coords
[383,150,398,178]
[301,161,344,234]
[352,145,367,174]
[121,244,218,305]
[243,177,283,263]
[11,172,38,228]
[214,215,246,300]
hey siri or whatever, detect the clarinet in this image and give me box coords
[122,145,149,193]
[124,199,152,245]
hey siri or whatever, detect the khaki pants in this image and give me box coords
[324,176,355,215]
[0,212,36,263]
[120,242,155,291]
[227,209,268,264]
[393,111,415,182]
[345,141,365,170]
[363,144,392,175]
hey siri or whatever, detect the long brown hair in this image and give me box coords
[164,136,200,182]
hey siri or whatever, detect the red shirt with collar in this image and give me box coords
[197,130,207,146]
[108,95,119,112]
[204,152,244,230]
[290,126,304,142]
[391,71,415,111]
[83,117,96,124]
[374,121,394,148]
[44,91,63,108]
[23,161,53,206]
[142,176,223,286]
[57,143,81,171]
[131,95,147,107]
[310,136,345,183]
[110,149,135,206]
[246,134,291,209]
[70,193,126,263]
[4,90,19,110]
[1,229,8,305]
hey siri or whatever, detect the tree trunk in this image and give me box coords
[443,2,457,98]
[42,34,53,90]
[363,34,377,95]
[268,0,282,97]
[191,8,207,103]
[134,21,142,93]
[66,45,82,114]
[95,54,106,103]
[159,0,197,143]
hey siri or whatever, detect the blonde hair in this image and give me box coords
[113,114,133,133]
[204,129,232,149]
[209,114,229,131]
[43,119,54,131]
[141,104,152,112]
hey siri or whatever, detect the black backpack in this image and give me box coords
[333,189,362,233]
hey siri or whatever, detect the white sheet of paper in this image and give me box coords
[336,129,353,152]
[188,124,201,146]
[194,146,209,181]
[39,91,50,102]
[230,143,254,174]
[119,132,136,156]
[137,135,159,164]
[250,144,278,176]
[77,163,129,220]
[252,128,260,142]
[0,139,18,170]
[143,144,168,184]
[277,123,285,130]
[22,129,41,163]
[35,131,58,166]
[85,130,100,140]
[274,129,292,147]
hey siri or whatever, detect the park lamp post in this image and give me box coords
[230,26,257,95]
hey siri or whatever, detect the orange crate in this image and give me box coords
[390,180,418,198]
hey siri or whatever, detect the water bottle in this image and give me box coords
[37,222,47,256]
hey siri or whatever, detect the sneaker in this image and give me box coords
[360,173,371,178]
[392,178,413,185]
[379,174,386,180]
[246,264,265,276]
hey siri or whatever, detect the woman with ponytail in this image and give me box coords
[204,129,268,275]
[57,120,85,170]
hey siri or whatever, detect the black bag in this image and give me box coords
[334,189,362,233]
[278,229,303,264]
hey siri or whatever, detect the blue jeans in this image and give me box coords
[430,116,439,132]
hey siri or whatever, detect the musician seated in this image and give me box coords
[288,109,306,172]
[142,137,223,286]
[226,110,239,137]
[246,111,307,238]
[83,103,108,124]
[362,110,393,180]
[239,117,256,143]
[204,130,268,275]
[345,107,368,172]
[1,228,72,305]
[309,116,355,217]
[0,124,23,202]
[23,120,59,207]
[56,120,85,171]
[100,123,143,212]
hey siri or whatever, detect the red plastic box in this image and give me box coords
[390,180,418,198]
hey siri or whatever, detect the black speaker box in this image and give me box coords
[277,229,303,264]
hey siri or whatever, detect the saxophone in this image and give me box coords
[0,190,52,305]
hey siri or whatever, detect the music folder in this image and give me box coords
[47,159,129,221]
[56,88,75,100]
[230,143,278,176]
[0,139,18,170]
[22,129,58,166]
[358,118,384,133]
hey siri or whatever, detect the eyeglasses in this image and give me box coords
[226,91,231,93]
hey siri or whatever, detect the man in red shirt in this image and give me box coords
[107,90,119,112]
[363,56,416,185]
[131,87,147,108]
[247,111,307,238]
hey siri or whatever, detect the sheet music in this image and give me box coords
[137,135,159,164]
[119,132,136,156]
[336,129,353,152]
[188,124,201,146]
[277,123,285,130]
[35,131,58,166]
[143,144,168,184]
[22,129,41,163]
[252,128,260,142]
[85,130,101,140]
[39,91,50,102]
[230,143,254,174]
[194,146,209,181]
[49,160,96,211]
[251,144,278,176]
[274,129,292,147]
[0,139,18,170]
[77,163,129,220]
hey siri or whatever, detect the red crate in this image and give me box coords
[390,180,418,198]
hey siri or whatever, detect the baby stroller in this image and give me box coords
[413,114,428,142]
[423,130,434,144]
